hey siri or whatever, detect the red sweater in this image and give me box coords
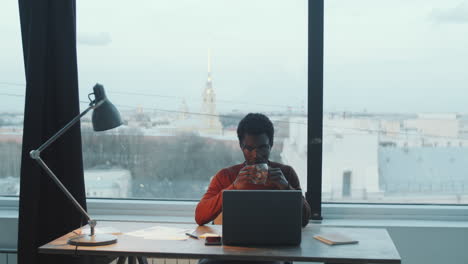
[195,161,311,227]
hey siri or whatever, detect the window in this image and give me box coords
[77,0,308,199]
[323,0,468,204]
[0,1,25,196]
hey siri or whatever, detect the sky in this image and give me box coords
[1,0,468,114]
[324,0,468,114]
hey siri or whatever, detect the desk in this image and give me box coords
[39,221,401,264]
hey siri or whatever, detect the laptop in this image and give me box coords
[222,190,303,246]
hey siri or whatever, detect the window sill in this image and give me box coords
[318,219,468,228]
[1,197,467,228]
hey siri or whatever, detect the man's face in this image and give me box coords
[240,133,271,165]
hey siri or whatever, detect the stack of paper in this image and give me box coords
[313,233,358,245]
[125,226,193,240]
[199,233,221,238]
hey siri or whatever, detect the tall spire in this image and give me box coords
[200,48,222,134]
[207,48,212,82]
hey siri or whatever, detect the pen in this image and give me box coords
[185,233,199,239]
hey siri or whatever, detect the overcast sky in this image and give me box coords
[1,0,468,114]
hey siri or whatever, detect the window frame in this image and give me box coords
[306,0,324,220]
[3,0,468,225]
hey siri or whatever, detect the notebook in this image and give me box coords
[222,190,303,246]
[313,233,358,245]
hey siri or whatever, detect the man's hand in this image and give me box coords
[265,167,289,190]
[232,166,255,189]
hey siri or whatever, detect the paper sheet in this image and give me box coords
[199,233,221,238]
[125,226,193,240]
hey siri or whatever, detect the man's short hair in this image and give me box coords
[237,113,274,146]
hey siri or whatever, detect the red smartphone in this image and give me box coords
[204,236,222,246]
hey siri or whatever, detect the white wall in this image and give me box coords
[387,226,468,264]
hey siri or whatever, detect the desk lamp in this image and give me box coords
[29,83,122,246]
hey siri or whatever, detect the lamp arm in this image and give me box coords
[29,101,105,236]
[34,156,92,223]
[33,104,95,154]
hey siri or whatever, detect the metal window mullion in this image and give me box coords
[306,0,324,220]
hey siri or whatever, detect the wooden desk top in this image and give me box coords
[39,221,401,264]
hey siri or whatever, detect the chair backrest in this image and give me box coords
[213,212,222,225]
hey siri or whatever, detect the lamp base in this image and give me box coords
[68,234,117,246]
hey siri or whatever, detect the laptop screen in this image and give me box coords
[222,190,302,246]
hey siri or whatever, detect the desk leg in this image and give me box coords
[115,256,148,264]
[117,257,127,264]
[128,256,136,264]
[137,256,148,264]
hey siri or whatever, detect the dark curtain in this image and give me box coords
[17,0,87,264]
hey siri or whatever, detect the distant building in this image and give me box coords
[200,50,223,135]
[178,99,189,120]
[85,168,131,198]
[0,176,19,195]
[155,50,223,136]
[404,113,459,139]
[281,117,307,193]
[379,147,468,199]
[321,116,383,200]
[282,113,468,203]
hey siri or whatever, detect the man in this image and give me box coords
[195,113,311,227]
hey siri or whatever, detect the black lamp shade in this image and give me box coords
[91,84,123,131]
